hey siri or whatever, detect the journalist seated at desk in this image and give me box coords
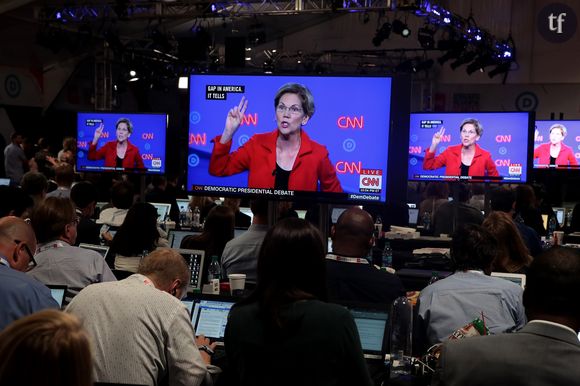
[417,224,526,347]
[433,246,580,386]
[325,207,404,305]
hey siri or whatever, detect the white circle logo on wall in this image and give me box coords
[188,154,200,167]
[343,138,356,152]
[516,92,539,111]
[538,3,577,43]
[238,135,249,146]
[4,75,21,98]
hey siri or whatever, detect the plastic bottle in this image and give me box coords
[389,296,413,378]
[547,216,557,240]
[382,241,393,268]
[428,271,440,285]
[192,206,201,228]
[179,208,187,228]
[207,255,221,283]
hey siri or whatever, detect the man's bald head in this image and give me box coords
[332,207,375,256]
[0,217,37,272]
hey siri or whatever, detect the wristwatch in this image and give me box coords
[199,345,215,356]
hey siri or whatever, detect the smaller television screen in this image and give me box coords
[533,120,580,169]
[408,112,532,183]
[76,112,167,174]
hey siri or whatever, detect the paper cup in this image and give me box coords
[228,273,246,296]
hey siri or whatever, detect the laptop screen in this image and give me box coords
[47,285,67,308]
[150,202,171,222]
[491,272,526,289]
[176,199,190,213]
[169,230,201,249]
[182,299,194,317]
[341,303,389,360]
[191,297,236,343]
[408,208,419,226]
[175,249,205,290]
[553,207,565,226]
[78,243,110,259]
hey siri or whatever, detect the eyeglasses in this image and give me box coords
[461,129,477,136]
[14,239,37,271]
[276,104,303,115]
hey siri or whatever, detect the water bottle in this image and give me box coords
[207,255,221,283]
[192,206,201,228]
[547,216,557,240]
[389,296,413,378]
[428,271,440,285]
[422,211,431,231]
[382,241,393,268]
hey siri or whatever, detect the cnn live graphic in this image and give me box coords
[359,169,382,193]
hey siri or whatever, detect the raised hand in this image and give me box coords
[430,127,445,152]
[220,96,248,144]
[92,123,104,144]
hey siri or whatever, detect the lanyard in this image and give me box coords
[325,253,370,265]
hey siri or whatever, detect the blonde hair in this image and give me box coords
[0,310,93,386]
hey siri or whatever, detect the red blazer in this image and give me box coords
[533,143,578,167]
[423,144,499,177]
[209,129,342,192]
[88,141,144,169]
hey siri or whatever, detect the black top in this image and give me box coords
[325,258,405,305]
[115,156,124,168]
[460,162,470,176]
[550,156,557,166]
[225,299,373,386]
[274,164,291,190]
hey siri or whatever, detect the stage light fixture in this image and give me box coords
[465,52,495,74]
[372,22,392,47]
[450,51,476,70]
[392,19,411,38]
[417,26,435,49]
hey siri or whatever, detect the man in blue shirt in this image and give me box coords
[0,216,58,330]
[417,224,526,346]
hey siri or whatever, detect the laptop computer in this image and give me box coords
[552,207,566,226]
[150,202,172,222]
[78,243,110,259]
[47,284,67,308]
[191,294,237,346]
[342,302,390,362]
[491,272,526,289]
[168,229,201,248]
[408,208,419,226]
[182,298,195,317]
[176,198,190,213]
[175,248,205,291]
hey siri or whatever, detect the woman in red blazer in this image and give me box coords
[209,83,342,192]
[423,118,498,178]
[533,123,578,168]
[88,118,144,169]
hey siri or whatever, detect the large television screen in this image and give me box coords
[76,112,167,174]
[408,112,532,183]
[186,74,392,203]
[533,120,580,169]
